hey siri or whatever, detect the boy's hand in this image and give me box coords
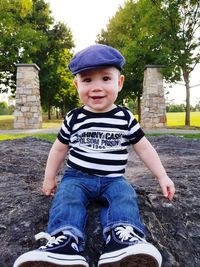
[42,178,57,197]
[158,176,175,201]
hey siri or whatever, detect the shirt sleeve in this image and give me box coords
[57,111,73,144]
[127,110,145,144]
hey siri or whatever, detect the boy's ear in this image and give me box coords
[118,74,125,92]
[73,78,78,89]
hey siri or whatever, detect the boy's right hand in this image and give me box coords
[42,178,57,197]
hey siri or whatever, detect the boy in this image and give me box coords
[14,44,175,267]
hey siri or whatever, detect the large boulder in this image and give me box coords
[0,136,199,267]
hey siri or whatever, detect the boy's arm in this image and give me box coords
[132,136,175,201]
[42,138,68,196]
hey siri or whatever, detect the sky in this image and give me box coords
[47,0,125,51]
[46,0,200,105]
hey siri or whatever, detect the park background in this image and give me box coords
[1,3,200,267]
[0,0,200,134]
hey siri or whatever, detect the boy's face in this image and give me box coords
[74,67,124,113]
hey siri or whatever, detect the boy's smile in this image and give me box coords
[74,67,124,113]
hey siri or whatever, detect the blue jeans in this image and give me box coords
[48,168,145,241]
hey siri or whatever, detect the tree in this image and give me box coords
[97,0,200,126]
[0,0,49,93]
[150,0,200,125]
[194,99,200,111]
[97,1,146,118]
[0,0,76,116]
[166,103,186,112]
[36,22,77,119]
[97,0,171,119]
[0,101,9,115]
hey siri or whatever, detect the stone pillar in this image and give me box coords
[140,65,166,128]
[14,64,42,129]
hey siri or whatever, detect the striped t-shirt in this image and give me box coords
[57,106,144,177]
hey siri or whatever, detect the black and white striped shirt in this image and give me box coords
[57,106,144,177]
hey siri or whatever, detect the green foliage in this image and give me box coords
[37,22,77,117]
[0,0,49,92]
[97,0,200,126]
[0,0,76,116]
[40,50,78,117]
[0,101,8,115]
[149,0,200,125]
[166,103,186,112]
[97,1,145,105]
[149,0,200,81]
[0,101,14,115]
[126,98,138,114]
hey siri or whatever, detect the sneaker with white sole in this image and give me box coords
[98,225,162,267]
[13,232,89,267]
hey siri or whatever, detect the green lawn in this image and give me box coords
[0,115,62,130]
[0,133,57,142]
[0,112,200,142]
[1,112,200,130]
[0,115,14,130]
[166,112,200,128]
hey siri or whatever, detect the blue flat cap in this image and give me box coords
[68,44,125,75]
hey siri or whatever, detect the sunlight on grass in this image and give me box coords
[0,112,200,131]
[0,133,57,142]
[42,120,62,129]
[166,112,200,127]
[1,132,200,142]
[0,115,14,130]
[0,115,62,130]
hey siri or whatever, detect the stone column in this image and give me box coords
[14,64,42,129]
[140,65,166,128]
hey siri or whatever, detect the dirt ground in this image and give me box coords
[0,136,200,267]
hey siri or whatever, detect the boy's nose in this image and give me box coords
[91,81,103,91]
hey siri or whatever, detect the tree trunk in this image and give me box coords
[48,105,51,120]
[56,109,59,119]
[183,70,190,126]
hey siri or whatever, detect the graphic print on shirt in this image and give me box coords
[75,128,125,151]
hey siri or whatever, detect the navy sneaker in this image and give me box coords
[98,225,162,267]
[13,232,89,267]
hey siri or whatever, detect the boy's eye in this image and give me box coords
[103,76,111,81]
[82,78,91,83]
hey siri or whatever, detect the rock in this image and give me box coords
[0,136,200,267]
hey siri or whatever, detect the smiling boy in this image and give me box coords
[14,44,175,267]
[74,66,124,113]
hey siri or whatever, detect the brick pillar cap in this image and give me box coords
[144,64,165,70]
[15,63,40,71]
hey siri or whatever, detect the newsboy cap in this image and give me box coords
[68,44,125,75]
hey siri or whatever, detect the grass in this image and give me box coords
[0,133,57,142]
[0,115,62,130]
[1,112,200,130]
[0,115,14,130]
[166,112,200,128]
[1,131,200,142]
[0,112,200,142]
[146,133,200,139]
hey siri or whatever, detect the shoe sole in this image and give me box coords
[13,251,89,267]
[98,254,159,267]
[98,243,162,267]
[18,263,86,267]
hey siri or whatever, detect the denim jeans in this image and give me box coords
[48,168,145,241]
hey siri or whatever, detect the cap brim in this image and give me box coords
[72,64,122,75]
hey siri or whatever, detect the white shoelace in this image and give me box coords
[35,232,67,249]
[115,226,146,243]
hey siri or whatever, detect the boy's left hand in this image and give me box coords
[158,176,175,201]
[42,178,57,197]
